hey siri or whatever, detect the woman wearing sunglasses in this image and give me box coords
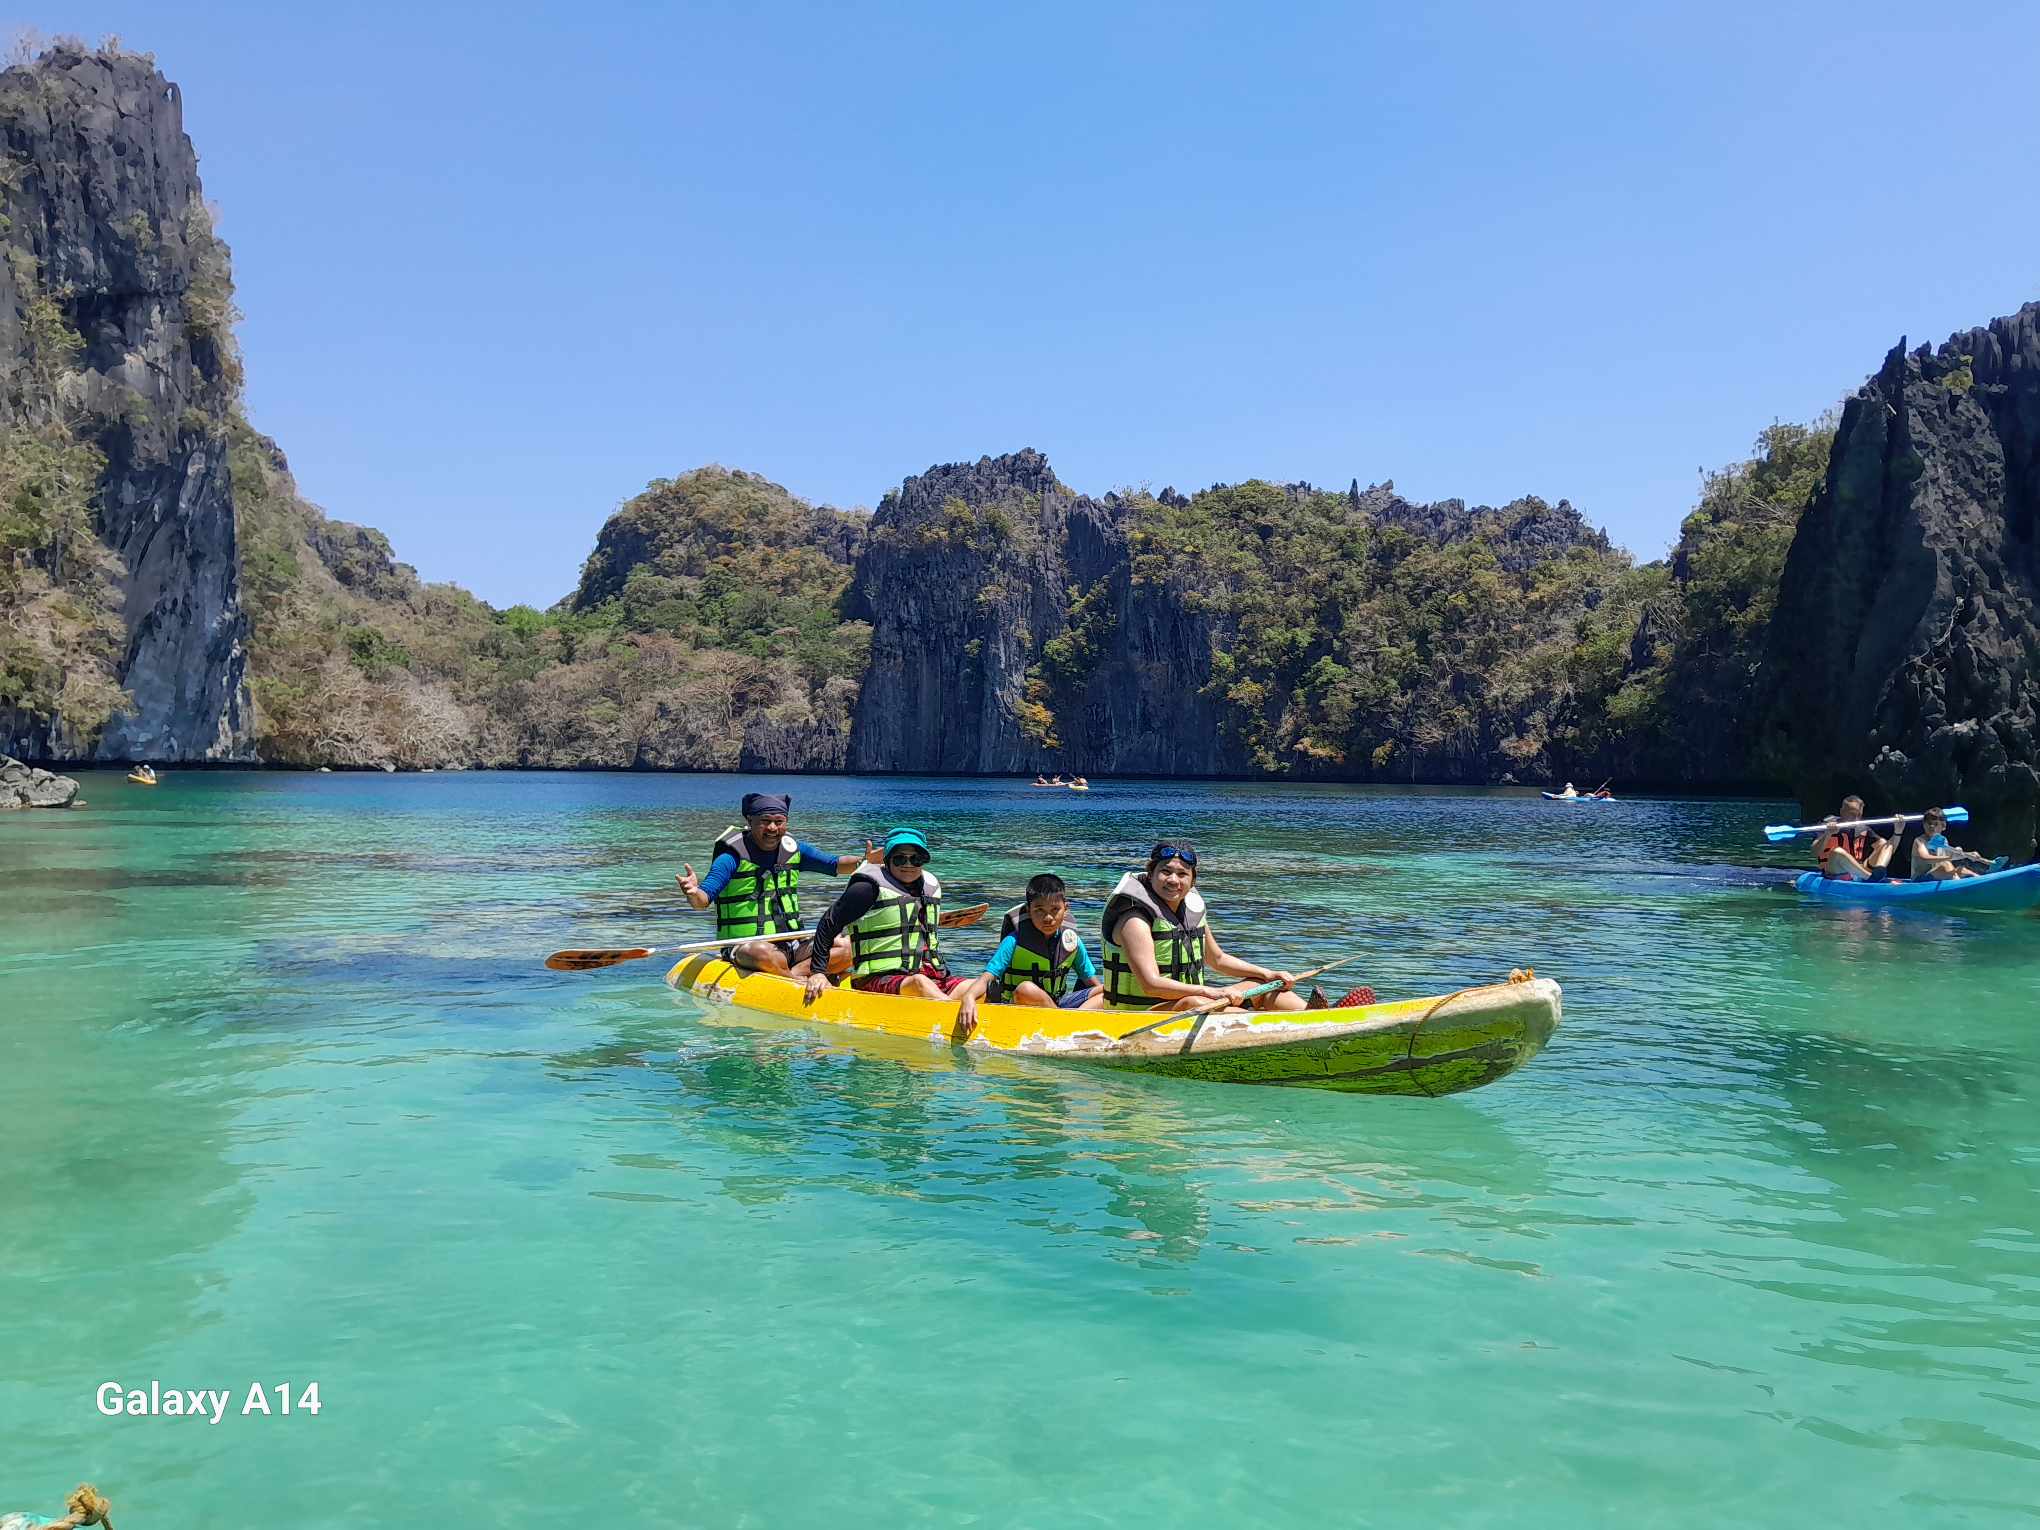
[804,827,974,1006]
[1099,842,1304,1012]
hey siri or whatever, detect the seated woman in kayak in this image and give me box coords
[1812,795,1899,881]
[1100,843,1304,1012]
[1910,809,2000,880]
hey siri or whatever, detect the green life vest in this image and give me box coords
[1101,872,1206,1009]
[710,826,802,943]
[847,866,944,980]
[991,901,1080,1001]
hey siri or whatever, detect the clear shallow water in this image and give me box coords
[4,772,2038,1526]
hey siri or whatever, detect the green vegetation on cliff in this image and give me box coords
[1018,482,1645,779]
[234,448,869,770]
[0,236,129,741]
[1570,420,1835,778]
[997,433,1833,787]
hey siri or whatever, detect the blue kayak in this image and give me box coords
[1792,862,2040,911]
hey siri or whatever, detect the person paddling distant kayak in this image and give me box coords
[1812,795,1900,881]
[1100,842,1306,1012]
[676,793,879,976]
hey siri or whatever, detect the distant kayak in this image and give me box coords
[1542,792,1614,801]
[1792,863,2040,911]
[126,772,157,786]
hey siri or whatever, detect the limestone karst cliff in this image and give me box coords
[0,43,251,760]
[1770,304,2040,856]
[847,450,1635,781]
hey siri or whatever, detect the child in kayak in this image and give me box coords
[1910,810,2006,880]
[979,873,1105,1010]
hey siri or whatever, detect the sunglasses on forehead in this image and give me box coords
[1149,844,1198,867]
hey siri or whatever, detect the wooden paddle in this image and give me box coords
[545,903,991,972]
[1116,954,1368,1040]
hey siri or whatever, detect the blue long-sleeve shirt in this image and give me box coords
[698,838,848,899]
[984,931,1101,983]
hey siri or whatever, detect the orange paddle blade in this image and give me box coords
[939,902,991,927]
[545,947,654,972]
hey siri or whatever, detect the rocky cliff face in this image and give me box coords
[846,452,1624,779]
[0,45,251,760]
[845,451,1137,772]
[1770,303,2040,855]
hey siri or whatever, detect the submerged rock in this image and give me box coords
[0,755,80,808]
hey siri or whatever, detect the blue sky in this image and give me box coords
[18,2,2040,607]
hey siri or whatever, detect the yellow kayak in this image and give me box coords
[665,956,1559,1097]
[126,772,157,785]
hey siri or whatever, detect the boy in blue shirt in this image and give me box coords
[981,873,1104,1010]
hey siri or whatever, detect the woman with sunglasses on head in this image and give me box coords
[1100,842,1305,1013]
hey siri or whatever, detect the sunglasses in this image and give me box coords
[889,851,929,867]
[1149,844,1198,868]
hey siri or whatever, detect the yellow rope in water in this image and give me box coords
[51,1485,112,1529]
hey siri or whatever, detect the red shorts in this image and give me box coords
[853,965,968,996]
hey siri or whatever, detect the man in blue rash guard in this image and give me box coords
[675,792,879,976]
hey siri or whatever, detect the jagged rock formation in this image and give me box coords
[1364,482,1615,573]
[847,451,1628,778]
[0,752,77,807]
[1770,303,2040,855]
[845,451,1138,773]
[0,45,251,760]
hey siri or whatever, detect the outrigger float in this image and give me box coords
[665,956,1560,1098]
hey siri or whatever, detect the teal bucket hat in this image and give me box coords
[883,827,931,858]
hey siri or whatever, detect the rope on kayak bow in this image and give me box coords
[23,1485,115,1529]
[1403,970,1533,1100]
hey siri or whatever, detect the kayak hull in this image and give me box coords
[126,773,156,785]
[1542,792,1612,801]
[665,957,1559,1098]
[1792,863,2040,911]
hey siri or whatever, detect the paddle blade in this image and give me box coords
[1945,806,1969,824]
[1763,824,1798,842]
[939,902,992,927]
[545,947,653,972]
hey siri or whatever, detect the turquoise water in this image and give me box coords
[5,772,2039,1526]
